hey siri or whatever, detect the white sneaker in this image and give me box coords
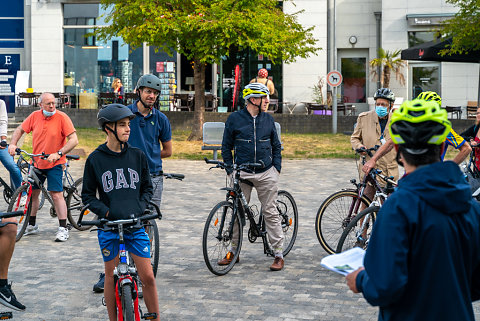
[19,195,27,207]
[23,224,39,236]
[55,227,69,242]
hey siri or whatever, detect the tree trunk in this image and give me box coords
[383,65,391,89]
[187,59,206,141]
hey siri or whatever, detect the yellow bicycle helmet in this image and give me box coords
[243,83,270,100]
[416,91,442,107]
[389,99,451,152]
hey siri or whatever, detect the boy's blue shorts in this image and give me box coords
[97,228,150,262]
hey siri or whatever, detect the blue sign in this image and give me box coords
[0,54,20,113]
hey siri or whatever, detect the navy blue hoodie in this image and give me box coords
[81,143,153,220]
[356,161,480,321]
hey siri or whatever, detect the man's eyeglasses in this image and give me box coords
[142,89,160,97]
[41,102,55,106]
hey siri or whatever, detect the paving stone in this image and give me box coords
[0,159,478,320]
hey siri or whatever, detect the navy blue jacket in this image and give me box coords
[221,108,281,173]
[356,161,480,321]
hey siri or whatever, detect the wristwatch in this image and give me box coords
[57,151,63,156]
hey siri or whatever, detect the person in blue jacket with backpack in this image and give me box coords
[346,99,480,321]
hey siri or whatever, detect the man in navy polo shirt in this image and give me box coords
[127,74,172,206]
[92,74,172,293]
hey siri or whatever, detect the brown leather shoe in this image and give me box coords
[270,257,284,271]
[217,252,239,266]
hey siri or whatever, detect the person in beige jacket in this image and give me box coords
[350,88,399,201]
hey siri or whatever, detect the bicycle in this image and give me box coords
[335,170,397,253]
[7,148,86,241]
[315,146,387,254]
[146,172,184,277]
[461,142,480,200]
[0,141,30,205]
[78,205,160,321]
[202,158,298,276]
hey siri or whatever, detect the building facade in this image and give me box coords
[0,0,477,114]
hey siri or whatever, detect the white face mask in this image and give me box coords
[42,109,56,117]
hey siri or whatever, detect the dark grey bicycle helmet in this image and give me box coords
[136,74,161,91]
[97,103,135,129]
[374,88,395,103]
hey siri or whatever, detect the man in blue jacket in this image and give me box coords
[220,83,284,271]
[346,99,480,321]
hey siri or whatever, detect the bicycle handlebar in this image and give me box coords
[204,157,264,172]
[163,173,185,180]
[369,168,398,187]
[0,210,25,220]
[78,201,161,228]
[355,145,380,158]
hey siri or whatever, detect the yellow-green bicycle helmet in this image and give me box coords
[389,99,451,152]
[416,91,442,107]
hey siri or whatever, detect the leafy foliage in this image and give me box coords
[96,0,319,64]
[96,0,320,139]
[439,0,480,55]
[369,48,406,88]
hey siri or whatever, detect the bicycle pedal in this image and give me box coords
[142,312,157,320]
[0,312,13,320]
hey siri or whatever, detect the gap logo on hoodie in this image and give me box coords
[102,168,140,192]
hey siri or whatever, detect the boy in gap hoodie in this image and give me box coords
[346,99,480,321]
[81,104,158,321]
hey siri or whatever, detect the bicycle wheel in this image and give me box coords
[263,190,298,257]
[202,201,242,276]
[66,177,96,230]
[120,283,135,321]
[145,219,159,277]
[336,206,379,253]
[7,184,32,242]
[315,189,371,254]
[17,159,46,211]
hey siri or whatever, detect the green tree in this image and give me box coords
[439,0,480,55]
[96,0,320,140]
[369,48,406,88]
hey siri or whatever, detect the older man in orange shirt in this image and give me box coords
[9,92,78,242]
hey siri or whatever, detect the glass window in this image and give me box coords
[412,65,440,99]
[63,4,143,108]
[341,57,366,103]
[408,31,438,47]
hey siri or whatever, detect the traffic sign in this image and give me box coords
[327,70,342,87]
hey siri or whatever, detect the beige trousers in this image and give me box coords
[238,166,284,255]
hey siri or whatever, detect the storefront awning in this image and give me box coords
[401,38,480,63]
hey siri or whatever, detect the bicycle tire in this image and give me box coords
[202,201,242,276]
[120,283,135,321]
[315,189,371,254]
[336,205,379,253]
[145,219,159,277]
[262,190,299,257]
[17,159,46,211]
[7,184,32,242]
[66,177,96,230]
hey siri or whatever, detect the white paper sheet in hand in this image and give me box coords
[320,247,366,276]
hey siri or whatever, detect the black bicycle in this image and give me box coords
[146,172,184,276]
[315,146,386,254]
[78,205,160,321]
[202,158,298,276]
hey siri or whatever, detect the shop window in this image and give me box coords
[63,4,142,108]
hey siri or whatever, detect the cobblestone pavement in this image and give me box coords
[1,159,479,320]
